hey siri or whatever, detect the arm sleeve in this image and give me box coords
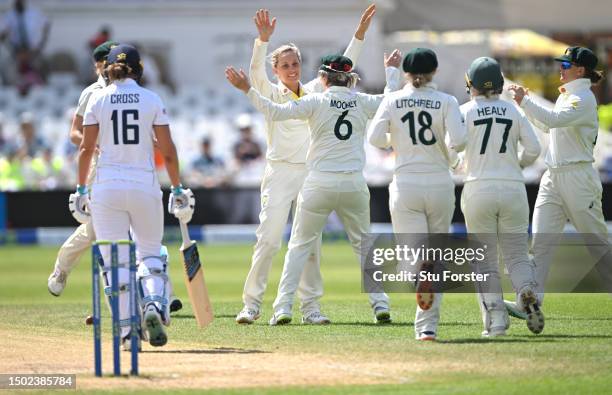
[76,89,94,117]
[249,39,276,98]
[517,114,541,168]
[367,96,392,149]
[343,36,364,67]
[384,67,402,93]
[82,92,101,126]
[153,95,170,125]
[246,87,315,121]
[521,94,587,129]
[445,97,467,153]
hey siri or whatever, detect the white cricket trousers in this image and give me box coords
[90,186,165,337]
[461,180,535,327]
[56,221,96,273]
[532,164,609,300]
[273,170,389,315]
[55,158,99,273]
[389,173,454,336]
[242,161,323,315]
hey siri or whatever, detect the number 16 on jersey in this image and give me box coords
[111,109,139,145]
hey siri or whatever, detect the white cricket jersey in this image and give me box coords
[460,95,541,183]
[76,76,106,117]
[247,86,382,173]
[76,76,106,186]
[367,82,466,177]
[249,37,364,164]
[520,78,598,168]
[83,78,169,188]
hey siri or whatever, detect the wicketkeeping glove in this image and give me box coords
[168,185,195,223]
[68,185,91,224]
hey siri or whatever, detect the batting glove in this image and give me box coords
[168,185,195,223]
[68,185,91,224]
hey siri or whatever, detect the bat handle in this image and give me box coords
[179,221,191,245]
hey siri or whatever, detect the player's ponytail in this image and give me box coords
[585,68,603,85]
[408,72,433,89]
[106,63,131,81]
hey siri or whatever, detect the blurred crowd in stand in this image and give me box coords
[0,0,611,191]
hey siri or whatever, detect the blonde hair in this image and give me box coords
[408,72,434,88]
[469,86,501,98]
[318,69,360,89]
[269,43,302,68]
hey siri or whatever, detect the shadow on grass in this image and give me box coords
[519,334,612,339]
[326,322,406,327]
[143,346,268,354]
[170,314,195,319]
[171,314,238,319]
[551,317,612,322]
[437,337,558,344]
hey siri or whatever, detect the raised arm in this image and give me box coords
[367,96,392,149]
[517,114,541,168]
[383,49,403,93]
[249,9,276,98]
[226,66,316,121]
[304,4,376,93]
[344,4,376,63]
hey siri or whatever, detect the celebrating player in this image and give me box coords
[461,57,543,336]
[367,48,466,341]
[75,44,194,349]
[508,47,610,307]
[226,50,401,325]
[236,5,377,325]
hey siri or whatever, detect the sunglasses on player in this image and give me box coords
[560,61,574,70]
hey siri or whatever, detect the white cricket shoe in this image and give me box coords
[144,304,167,347]
[416,331,436,341]
[518,287,545,335]
[301,311,331,325]
[47,267,67,297]
[269,312,292,326]
[236,307,261,324]
[504,300,527,320]
[374,306,392,324]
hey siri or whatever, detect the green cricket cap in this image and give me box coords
[402,48,438,74]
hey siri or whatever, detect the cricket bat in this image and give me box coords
[179,221,214,327]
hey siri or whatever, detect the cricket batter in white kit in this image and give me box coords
[47,40,117,296]
[461,57,544,336]
[367,48,467,340]
[75,44,194,349]
[236,6,377,325]
[227,52,400,325]
[509,47,610,307]
[48,41,183,315]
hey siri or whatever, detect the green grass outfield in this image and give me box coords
[1,243,611,394]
